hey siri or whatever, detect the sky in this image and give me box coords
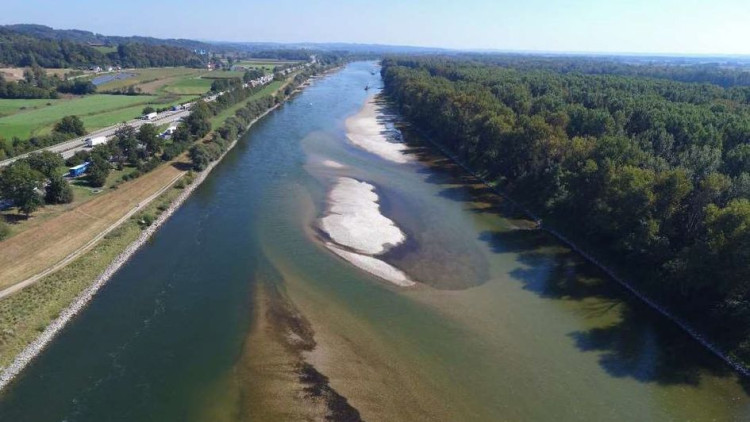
[3,0,750,55]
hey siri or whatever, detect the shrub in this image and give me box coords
[0,221,10,241]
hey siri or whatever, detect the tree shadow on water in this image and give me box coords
[481,228,739,387]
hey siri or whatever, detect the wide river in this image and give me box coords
[1,62,750,421]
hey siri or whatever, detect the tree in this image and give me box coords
[26,150,65,178]
[87,155,110,187]
[113,125,138,164]
[65,150,91,167]
[186,101,212,138]
[142,106,156,115]
[137,124,162,158]
[0,161,45,216]
[189,144,210,171]
[45,175,74,204]
[53,115,86,136]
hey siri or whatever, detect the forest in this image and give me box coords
[382,57,750,361]
[0,27,205,69]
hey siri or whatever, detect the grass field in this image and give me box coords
[96,67,206,92]
[201,70,246,79]
[0,94,191,141]
[163,77,214,95]
[0,99,65,118]
[92,45,118,54]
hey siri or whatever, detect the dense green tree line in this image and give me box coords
[457,54,750,88]
[382,57,750,360]
[0,65,95,99]
[0,27,205,69]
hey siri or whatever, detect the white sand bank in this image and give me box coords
[325,243,415,287]
[318,177,415,287]
[321,159,346,169]
[345,97,412,164]
[319,177,405,255]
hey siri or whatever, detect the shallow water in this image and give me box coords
[1,62,749,421]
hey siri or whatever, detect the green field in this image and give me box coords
[92,45,118,54]
[0,99,66,118]
[201,71,246,79]
[96,67,206,92]
[0,94,190,140]
[162,78,214,95]
[211,81,283,125]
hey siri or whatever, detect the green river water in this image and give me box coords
[0,62,749,421]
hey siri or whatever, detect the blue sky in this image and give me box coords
[3,0,750,55]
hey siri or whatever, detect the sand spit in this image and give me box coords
[0,101,289,392]
[321,159,346,169]
[319,177,404,255]
[319,177,415,287]
[345,96,412,164]
[326,243,415,287]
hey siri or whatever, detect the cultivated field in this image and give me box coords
[162,77,214,95]
[201,70,246,79]
[95,67,205,92]
[0,158,186,291]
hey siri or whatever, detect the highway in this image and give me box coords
[0,108,191,166]
[0,65,303,168]
[0,92,223,167]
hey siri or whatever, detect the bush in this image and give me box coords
[0,221,10,241]
[139,213,154,228]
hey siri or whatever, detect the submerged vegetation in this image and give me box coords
[382,57,750,362]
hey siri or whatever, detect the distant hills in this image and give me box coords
[3,24,217,53]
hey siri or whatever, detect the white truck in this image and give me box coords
[85,136,107,147]
[143,112,158,120]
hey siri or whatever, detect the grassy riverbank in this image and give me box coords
[0,66,326,372]
[0,176,188,367]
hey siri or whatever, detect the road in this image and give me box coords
[0,67,303,168]
[0,92,226,167]
[0,108,191,166]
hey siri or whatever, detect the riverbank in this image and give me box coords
[0,70,326,391]
[386,93,750,378]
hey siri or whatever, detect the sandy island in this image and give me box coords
[345,96,413,164]
[319,177,415,287]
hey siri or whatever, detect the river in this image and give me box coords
[1,61,749,421]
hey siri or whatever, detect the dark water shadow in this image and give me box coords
[480,228,738,387]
